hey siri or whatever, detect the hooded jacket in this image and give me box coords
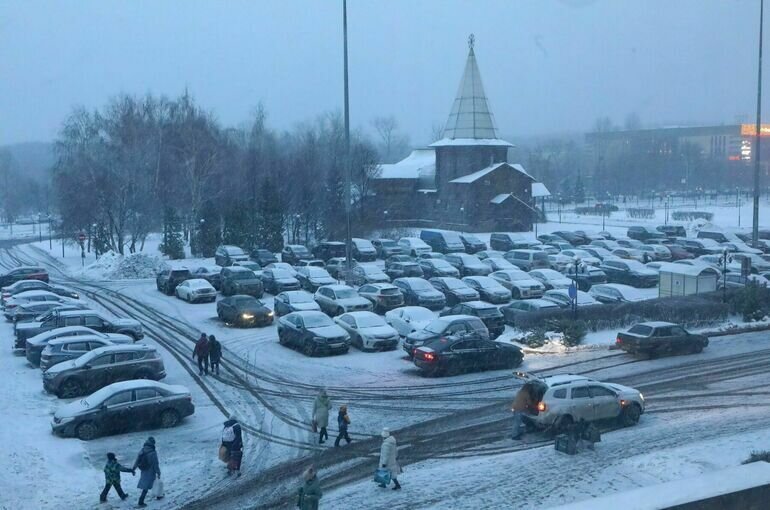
[312,393,332,428]
[379,435,400,475]
[133,440,160,491]
[209,338,222,362]
[337,409,350,432]
[222,419,243,451]
[193,337,209,358]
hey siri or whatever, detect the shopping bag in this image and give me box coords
[373,468,391,485]
[218,445,229,463]
[312,419,318,433]
[152,478,165,499]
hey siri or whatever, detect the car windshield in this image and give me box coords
[357,315,387,328]
[381,240,397,247]
[442,278,466,289]
[380,287,400,295]
[425,319,449,334]
[509,272,531,281]
[363,266,382,274]
[475,307,500,317]
[236,297,259,306]
[226,247,246,255]
[408,308,435,322]
[463,235,482,243]
[288,292,313,303]
[334,289,357,299]
[304,314,334,328]
[537,270,563,279]
[625,260,647,271]
[407,279,432,291]
[628,324,654,335]
[272,270,293,279]
[307,268,329,277]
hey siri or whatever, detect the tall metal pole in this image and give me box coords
[753,0,764,245]
[343,0,353,278]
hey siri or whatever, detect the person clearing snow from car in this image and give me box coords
[511,383,536,440]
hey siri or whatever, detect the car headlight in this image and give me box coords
[639,392,645,401]
[242,313,254,320]
[267,311,274,317]
[312,336,326,344]
[55,416,75,425]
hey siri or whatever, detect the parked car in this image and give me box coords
[610,248,645,262]
[548,253,575,272]
[490,232,531,251]
[528,269,573,290]
[7,302,74,323]
[590,240,621,251]
[232,261,262,275]
[384,306,435,337]
[260,268,301,294]
[295,266,337,292]
[51,380,194,440]
[559,249,601,267]
[658,242,694,261]
[697,229,733,244]
[418,258,460,278]
[217,295,272,327]
[385,261,424,280]
[214,245,249,267]
[385,254,414,267]
[542,289,600,308]
[325,257,348,279]
[398,237,432,257]
[1,280,78,306]
[372,238,403,259]
[616,238,646,250]
[312,241,347,261]
[155,268,192,295]
[265,262,298,276]
[627,226,665,242]
[15,309,144,347]
[174,278,217,303]
[429,276,480,305]
[314,284,373,316]
[638,244,672,261]
[220,267,264,297]
[616,322,708,357]
[191,266,222,290]
[403,314,489,356]
[351,238,378,261]
[276,311,350,356]
[546,241,574,252]
[657,225,686,238]
[273,290,321,316]
[40,334,134,371]
[281,244,312,265]
[589,283,649,303]
[413,333,523,376]
[43,344,165,398]
[729,252,770,273]
[418,252,446,260]
[677,238,724,256]
[489,270,545,299]
[514,373,645,431]
[461,276,512,304]
[501,299,560,326]
[357,283,405,312]
[334,311,400,351]
[392,277,447,310]
[582,246,614,261]
[460,233,487,254]
[719,273,770,289]
[481,257,517,272]
[551,231,589,246]
[531,244,560,255]
[599,259,659,287]
[440,301,505,339]
[561,265,608,291]
[445,253,491,277]
[0,266,49,287]
[504,250,550,271]
[537,233,566,244]
[25,326,124,366]
[420,229,466,253]
[346,264,390,286]
[3,290,71,311]
[250,248,279,267]
[475,250,505,260]
[721,241,763,256]
[294,259,326,269]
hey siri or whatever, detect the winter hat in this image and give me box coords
[339,405,347,412]
[209,334,217,341]
[229,414,238,422]
[303,466,316,481]
[106,452,116,461]
[319,387,327,397]
[146,436,155,445]
[381,427,390,438]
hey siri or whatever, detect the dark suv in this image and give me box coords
[251,248,279,267]
[403,314,489,356]
[281,245,312,265]
[214,245,249,267]
[156,268,192,295]
[312,241,347,261]
[15,309,144,346]
[489,233,531,252]
[627,226,665,242]
[43,344,166,398]
[440,301,505,339]
[220,267,264,297]
[0,266,49,287]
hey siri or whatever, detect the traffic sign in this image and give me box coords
[77,232,86,243]
[568,283,577,300]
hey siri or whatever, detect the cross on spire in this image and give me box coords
[468,33,475,51]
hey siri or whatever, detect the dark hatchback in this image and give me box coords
[217,295,274,327]
[0,266,49,287]
[276,311,350,356]
[460,234,487,254]
[413,333,523,376]
[429,277,479,306]
[393,277,446,310]
[220,267,264,297]
[440,301,505,339]
[51,380,194,440]
[251,249,279,267]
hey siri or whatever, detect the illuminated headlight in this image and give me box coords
[639,393,645,401]
[72,293,79,299]
[242,313,254,320]
[267,311,274,317]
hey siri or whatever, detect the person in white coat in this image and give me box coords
[378,428,401,490]
[312,389,332,444]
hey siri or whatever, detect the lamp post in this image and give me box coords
[557,193,562,223]
[37,213,42,243]
[47,215,52,250]
[737,187,741,227]
[91,223,97,258]
[722,248,729,303]
[460,207,465,234]
[198,218,205,257]
[570,257,580,319]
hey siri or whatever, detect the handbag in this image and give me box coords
[311,419,318,433]
[218,445,229,463]
[373,468,391,485]
[152,478,165,499]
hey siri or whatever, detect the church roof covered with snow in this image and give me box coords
[450,162,533,184]
[376,148,436,183]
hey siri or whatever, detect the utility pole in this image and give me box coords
[342,0,353,279]
[753,0,764,245]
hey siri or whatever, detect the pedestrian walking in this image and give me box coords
[297,465,323,510]
[100,452,133,503]
[193,333,210,375]
[209,334,222,375]
[132,436,161,508]
[333,405,351,447]
[378,428,402,490]
[511,383,535,440]
[312,388,332,444]
[222,415,243,477]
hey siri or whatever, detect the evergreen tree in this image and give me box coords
[573,172,586,204]
[159,207,185,260]
[193,200,220,257]
[255,178,285,252]
[222,200,253,249]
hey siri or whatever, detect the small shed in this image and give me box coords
[658,263,720,297]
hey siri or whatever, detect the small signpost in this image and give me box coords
[77,232,86,267]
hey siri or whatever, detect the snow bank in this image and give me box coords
[76,250,167,280]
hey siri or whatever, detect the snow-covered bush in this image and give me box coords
[671,210,713,222]
[742,451,770,464]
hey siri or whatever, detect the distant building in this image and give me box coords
[370,36,548,232]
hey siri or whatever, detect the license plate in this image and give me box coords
[329,343,344,348]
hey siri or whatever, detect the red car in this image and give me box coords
[0,266,49,287]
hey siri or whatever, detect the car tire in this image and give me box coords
[277,330,287,345]
[75,421,98,441]
[303,341,316,357]
[691,343,704,354]
[160,409,181,428]
[553,414,574,435]
[59,378,82,398]
[134,370,153,380]
[621,403,642,426]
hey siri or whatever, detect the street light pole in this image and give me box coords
[342,0,353,280]
[48,215,52,250]
[722,248,728,303]
[753,0,764,245]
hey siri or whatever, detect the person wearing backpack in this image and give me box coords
[222,415,243,476]
[208,334,222,375]
[100,452,134,503]
[132,437,161,508]
[333,405,351,447]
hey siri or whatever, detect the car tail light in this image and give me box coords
[423,352,435,361]
[620,399,627,406]
[537,402,546,412]
[615,336,622,345]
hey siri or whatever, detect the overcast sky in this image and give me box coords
[0,0,766,146]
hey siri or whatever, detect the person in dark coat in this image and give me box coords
[132,437,161,508]
[333,405,351,447]
[297,465,322,510]
[208,334,222,375]
[193,333,210,375]
[100,452,133,503]
[511,383,535,440]
[222,415,243,476]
